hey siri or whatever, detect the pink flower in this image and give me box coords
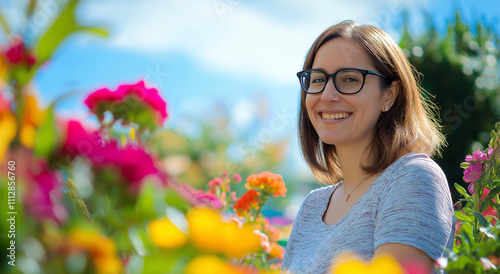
[84,81,168,124]
[232,173,242,183]
[465,148,489,162]
[27,162,67,223]
[464,162,482,194]
[208,177,223,188]
[176,184,223,209]
[4,37,36,66]
[468,182,475,195]
[62,120,164,188]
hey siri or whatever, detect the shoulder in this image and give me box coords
[377,153,452,205]
[297,184,335,213]
[304,185,336,203]
[383,153,447,188]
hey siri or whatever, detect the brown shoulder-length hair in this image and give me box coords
[298,20,446,184]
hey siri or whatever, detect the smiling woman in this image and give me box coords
[282,21,455,273]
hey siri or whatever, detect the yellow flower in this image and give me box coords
[186,208,261,258]
[184,255,237,274]
[187,208,224,253]
[332,254,402,274]
[67,229,122,274]
[0,110,17,161]
[147,217,187,249]
[20,94,45,148]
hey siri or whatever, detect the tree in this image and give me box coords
[399,12,500,201]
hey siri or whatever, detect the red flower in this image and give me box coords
[246,171,287,197]
[4,37,36,66]
[233,189,261,216]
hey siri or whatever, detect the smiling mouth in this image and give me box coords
[320,112,352,120]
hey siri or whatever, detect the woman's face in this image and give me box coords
[305,38,394,148]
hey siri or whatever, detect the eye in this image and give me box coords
[338,71,362,84]
[311,76,326,83]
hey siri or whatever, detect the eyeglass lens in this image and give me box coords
[300,69,364,94]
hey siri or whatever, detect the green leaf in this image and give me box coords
[33,106,59,158]
[459,162,470,169]
[0,9,10,35]
[479,200,491,213]
[473,212,491,227]
[34,0,108,64]
[455,211,473,224]
[484,185,500,201]
[135,183,157,219]
[455,183,471,200]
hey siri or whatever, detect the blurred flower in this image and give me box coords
[263,218,282,242]
[177,183,223,209]
[3,37,36,66]
[465,148,489,162]
[463,162,482,193]
[234,189,261,217]
[0,109,16,161]
[269,242,285,260]
[254,229,271,253]
[332,254,403,274]
[185,255,250,274]
[20,94,45,148]
[245,171,286,197]
[84,80,167,125]
[209,177,224,188]
[63,120,164,188]
[67,229,122,274]
[232,173,242,183]
[27,163,67,223]
[148,217,187,249]
[186,208,261,258]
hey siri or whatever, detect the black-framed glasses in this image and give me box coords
[296,68,389,94]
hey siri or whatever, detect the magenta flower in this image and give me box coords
[468,182,475,195]
[465,148,489,162]
[4,37,36,66]
[84,81,168,124]
[27,163,67,223]
[464,162,483,194]
[63,120,164,188]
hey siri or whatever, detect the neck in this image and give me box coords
[336,141,374,187]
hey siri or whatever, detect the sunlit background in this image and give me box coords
[2,0,500,214]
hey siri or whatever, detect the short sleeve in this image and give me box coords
[373,157,455,260]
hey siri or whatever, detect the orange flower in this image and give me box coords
[269,242,285,260]
[233,189,261,217]
[263,218,282,242]
[245,171,286,197]
[67,229,122,274]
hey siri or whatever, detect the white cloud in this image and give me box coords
[79,0,428,84]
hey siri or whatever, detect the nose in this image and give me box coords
[320,77,341,102]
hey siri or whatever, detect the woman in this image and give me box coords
[282,21,455,273]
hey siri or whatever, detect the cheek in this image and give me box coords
[305,95,315,116]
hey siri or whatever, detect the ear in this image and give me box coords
[382,81,399,111]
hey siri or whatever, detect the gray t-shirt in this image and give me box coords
[282,153,455,273]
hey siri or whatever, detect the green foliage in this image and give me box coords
[399,12,500,201]
[445,122,500,273]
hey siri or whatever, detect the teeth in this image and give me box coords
[322,112,351,120]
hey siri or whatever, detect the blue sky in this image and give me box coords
[2,0,500,181]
